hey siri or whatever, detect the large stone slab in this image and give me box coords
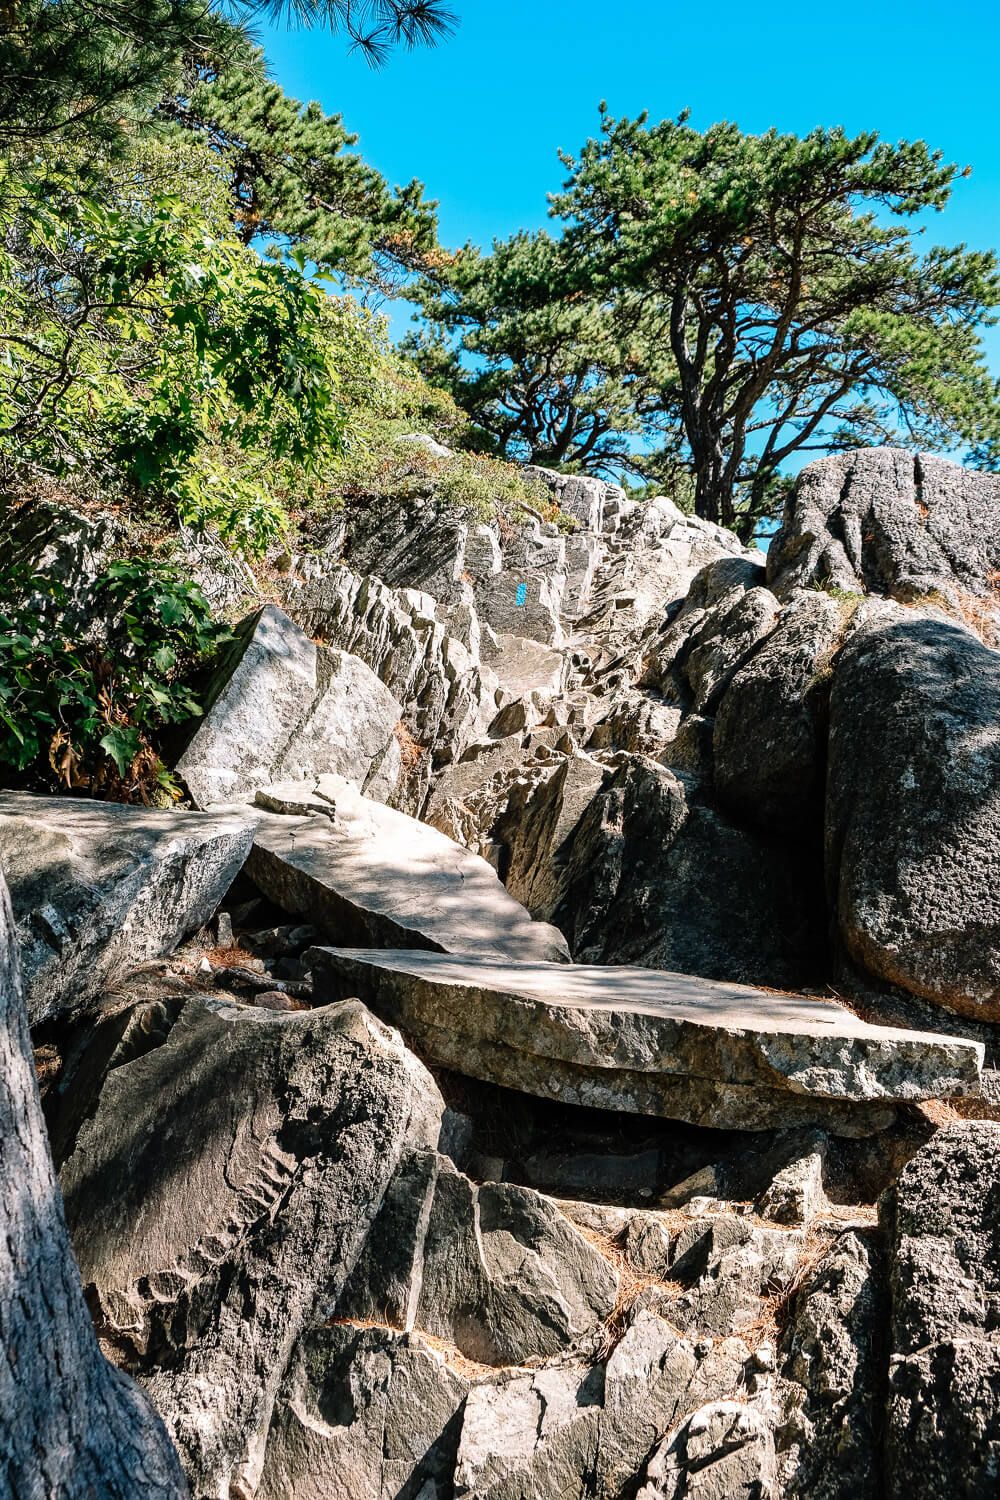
[0,792,255,1025]
[175,603,402,808]
[308,948,984,1136]
[247,777,569,963]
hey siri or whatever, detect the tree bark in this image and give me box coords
[0,868,187,1499]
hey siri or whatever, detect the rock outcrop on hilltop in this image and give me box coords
[5,446,1000,1498]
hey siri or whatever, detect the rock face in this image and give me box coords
[59,992,444,1500]
[882,1122,1000,1499]
[176,604,402,808]
[338,1149,618,1365]
[309,947,983,1135]
[247,777,569,963]
[640,1400,776,1499]
[827,601,1000,1020]
[767,447,1000,637]
[713,589,846,838]
[0,498,125,632]
[291,563,497,807]
[429,745,823,989]
[257,1323,469,1500]
[773,1231,886,1498]
[0,867,187,1499]
[12,445,1000,1499]
[0,793,254,1025]
[453,1363,605,1498]
[550,752,824,987]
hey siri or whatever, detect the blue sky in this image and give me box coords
[258,0,1000,364]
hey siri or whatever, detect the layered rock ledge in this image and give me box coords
[309,948,984,1135]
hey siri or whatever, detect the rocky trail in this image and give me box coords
[5,447,1000,1498]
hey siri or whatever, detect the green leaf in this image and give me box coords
[99,726,140,777]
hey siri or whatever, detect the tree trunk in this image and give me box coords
[694,467,721,524]
[0,869,187,1499]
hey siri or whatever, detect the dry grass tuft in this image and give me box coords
[327,1315,540,1380]
[394,720,427,774]
[567,1219,685,1358]
[203,943,261,968]
[740,1229,835,1353]
[921,1095,1000,1125]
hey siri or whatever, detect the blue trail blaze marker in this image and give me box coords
[515,582,527,607]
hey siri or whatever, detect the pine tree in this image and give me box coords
[553,111,1000,533]
[167,44,441,294]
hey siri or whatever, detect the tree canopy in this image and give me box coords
[0,0,455,145]
[424,111,1000,536]
[408,230,674,476]
[165,40,444,295]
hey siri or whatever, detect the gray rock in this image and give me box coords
[481,629,565,704]
[0,498,125,633]
[644,555,770,699]
[882,1121,1000,1499]
[173,525,257,614]
[773,1231,885,1500]
[423,727,566,844]
[339,1150,618,1366]
[175,604,402,808]
[598,1313,751,1497]
[667,1218,804,1340]
[768,448,1000,638]
[0,864,188,1499]
[714,590,847,838]
[248,777,569,963]
[308,947,983,1135]
[637,1400,776,1498]
[476,566,567,646]
[534,469,759,654]
[336,488,472,611]
[453,1363,603,1499]
[521,1145,665,1204]
[488,752,609,919]
[59,992,443,1498]
[827,600,1000,1019]
[682,585,781,712]
[291,564,496,792]
[587,691,684,759]
[0,792,254,1026]
[756,1133,830,1225]
[623,1214,674,1274]
[661,1130,831,1221]
[257,1323,468,1500]
[552,752,824,988]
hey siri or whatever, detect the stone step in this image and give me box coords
[308,948,985,1137]
[247,778,569,964]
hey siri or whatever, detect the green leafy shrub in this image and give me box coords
[0,139,360,557]
[0,557,228,803]
[325,341,558,530]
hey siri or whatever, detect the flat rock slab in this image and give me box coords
[247,778,569,964]
[0,792,255,1025]
[309,949,984,1136]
